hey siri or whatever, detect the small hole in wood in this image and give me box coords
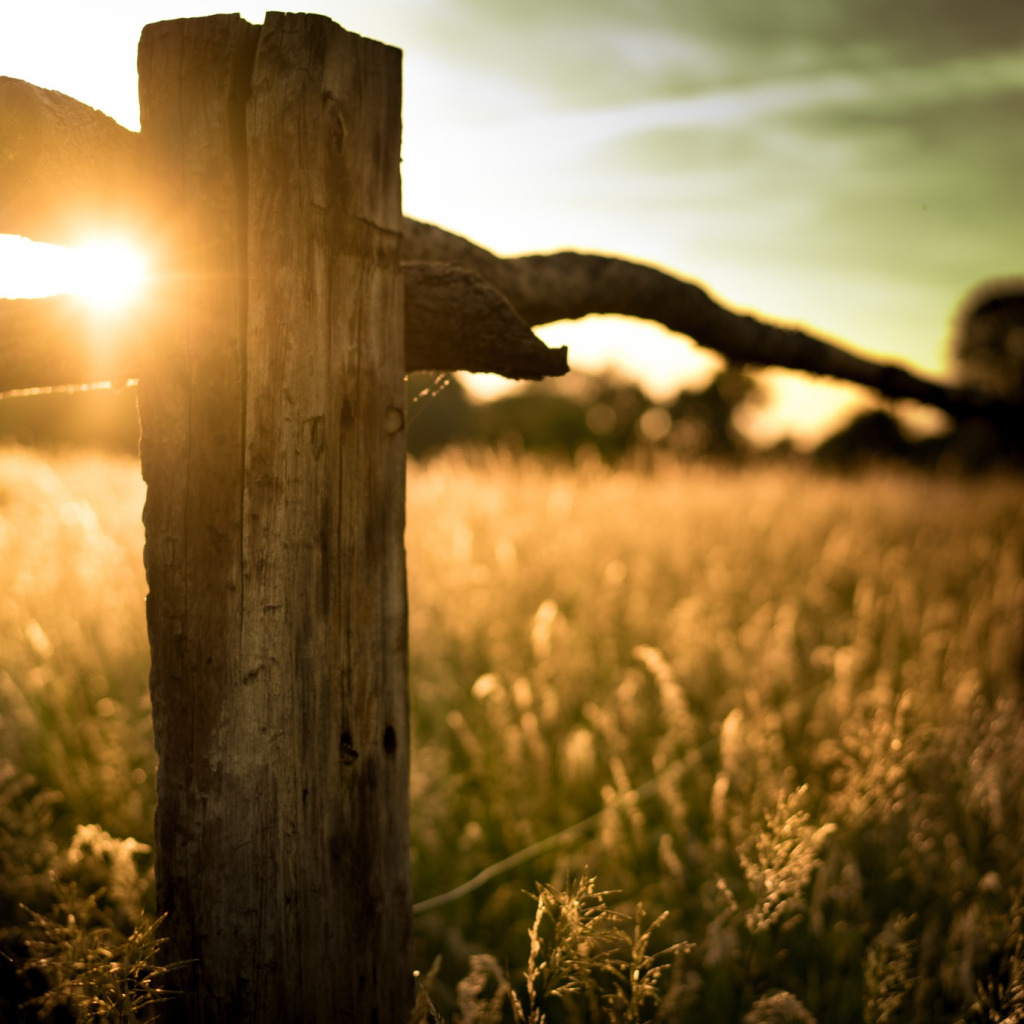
[383,725,397,756]
[339,731,358,765]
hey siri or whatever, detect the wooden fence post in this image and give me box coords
[136,14,409,1022]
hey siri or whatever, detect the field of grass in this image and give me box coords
[1,443,1023,1022]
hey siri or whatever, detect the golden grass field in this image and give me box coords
[1,444,1023,1022]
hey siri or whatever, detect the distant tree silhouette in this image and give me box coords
[813,410,913,468]
[953,279,1024,402]
[942,278,1024,470]
[404,367,761,461]
[404,372,621,459]
[666,366,760,459]
[810,280,1024,473]
[474,387,598,456]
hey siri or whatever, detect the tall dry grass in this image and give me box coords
[1,443,1022,1022]
[406,451,1024,1022]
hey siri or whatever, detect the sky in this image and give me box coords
[1,0,1022,445]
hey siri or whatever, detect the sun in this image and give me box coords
[0,235,150,311]
[62,239,150,311]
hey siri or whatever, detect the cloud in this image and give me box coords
[398,0,1024,108]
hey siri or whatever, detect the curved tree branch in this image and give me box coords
[403,261,566,379]
[402,218,1018,426]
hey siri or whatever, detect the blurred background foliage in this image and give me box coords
[404,366,760,463]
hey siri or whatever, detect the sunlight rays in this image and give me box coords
[0,235,149,310]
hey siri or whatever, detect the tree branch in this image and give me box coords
[0,265,566,393]
[401,218,1018,425]
[0,295,139,394]
[0,77,147,247]
[404,261,566,379]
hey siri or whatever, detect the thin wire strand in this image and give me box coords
[0,379,138,402]
[405,372,451,428]
[412,738,718,915]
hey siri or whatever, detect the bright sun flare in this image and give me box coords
[65,240,150,309]
[0,236,149,311]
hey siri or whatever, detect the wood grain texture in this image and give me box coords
[136,14,259,1022]
[403,260,567,378]
[400,219,1022,426]
[0,295,138,392]
[139,14,410,1023]
[139,13,410,1023]
[239,12,409,1021]
[0,76,145,247]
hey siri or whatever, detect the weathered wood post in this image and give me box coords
[136,14,409,1021]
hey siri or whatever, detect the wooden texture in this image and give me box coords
[401,219,1022,426]
[137,14,409,1022]
[0,77,563,385]
[0,295,138,392]
[136,14,258,1022]
[1,263,565,392]
[403,260,566,378]
[0,76,145,247]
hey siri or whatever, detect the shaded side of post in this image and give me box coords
[137,14,409,1022]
